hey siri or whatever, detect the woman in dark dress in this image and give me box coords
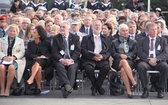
[111,23,137,98]
[25,25,51,95]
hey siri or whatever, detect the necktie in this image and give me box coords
[150,39,154,51]
[63,37,70,59]
[150,39,154,58]
[2,30,5,37]
[95,36,100,54]
[85,28,89,35]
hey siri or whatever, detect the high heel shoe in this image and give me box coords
[131,84,137,91]
[128,94,133,98]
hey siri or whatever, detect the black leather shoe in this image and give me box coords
[33,89,41,95]
[97,87,105,95]
[61,87,69,98]
[150,85,156,92]
[157,89,164,98]
[91,87,97,96]
[141,89,149,98]
[128,94,133,98]
[24,89,33,95]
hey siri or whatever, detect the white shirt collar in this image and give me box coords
[93,34,100,37]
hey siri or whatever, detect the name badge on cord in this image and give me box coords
[70,44,75,50]
[60,50,65,55]
[157,45,161,50]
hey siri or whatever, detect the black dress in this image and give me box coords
[25,40,51,70]
[111,37,137,71]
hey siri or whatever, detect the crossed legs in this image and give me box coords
[119,59,136,95]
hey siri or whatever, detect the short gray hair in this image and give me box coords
[118,23,129,32]
[146,23,157,31]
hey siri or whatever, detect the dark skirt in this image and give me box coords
[112,59,135,71]
[26,59,47,70]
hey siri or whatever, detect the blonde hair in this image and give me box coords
[7,24,20,36]
[50,24,60,36]
[106,16,118,28]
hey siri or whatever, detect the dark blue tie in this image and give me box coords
[63,37,70,59]
[2,30,5,37]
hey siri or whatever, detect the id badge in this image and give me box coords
[60,50,65,55]
[70,44,75,50]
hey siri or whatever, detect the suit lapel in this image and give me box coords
[145,37,149,56]
[68,34,72,50]
[155,37,160,53]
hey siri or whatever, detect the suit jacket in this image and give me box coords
[0,36,26,83]
[138,36,168,62]
[0,29,7,38]
[52,33,81,62]
[79,25,93,35]
[81,34,111,68]
[26,40,51,61]
[18,29,25,39]
[111,37,137,61]
[136,32,147,42]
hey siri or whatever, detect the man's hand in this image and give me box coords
[148,58,157,66]
[92,54,103,61]
[60,59,74,66]
[37,55,46,58]
[120,54,127,59]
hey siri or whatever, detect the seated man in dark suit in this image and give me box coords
[52,21,81,98]
[137,23,168,98]
[79,15,93,35]
[81,20,111,96]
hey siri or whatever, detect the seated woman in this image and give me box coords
[111,23,137,98]
[25,25,51,95]
[0,24,26,96]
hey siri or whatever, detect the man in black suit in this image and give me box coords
[81,20,111,96]
[52,21,81,98]
[79,15,93,35]
[137,23,168,98]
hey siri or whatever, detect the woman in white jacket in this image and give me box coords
[0,24,26,96]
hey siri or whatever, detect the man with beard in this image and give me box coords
[81,20,111,96]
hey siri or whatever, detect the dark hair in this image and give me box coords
[35,25,47,42]
[103,23,113,35]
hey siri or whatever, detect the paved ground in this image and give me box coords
[0,80,168,105]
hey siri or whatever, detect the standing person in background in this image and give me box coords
[20,0,31,9]
[99,0,113,11]
[125,0,144,12]
[70,0,84,9]
[87,0,100,10]
[30,0,41,11]
[10,0,24,13]
[51,0,69,10]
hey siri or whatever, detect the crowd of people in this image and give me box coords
[0,0,168,99]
